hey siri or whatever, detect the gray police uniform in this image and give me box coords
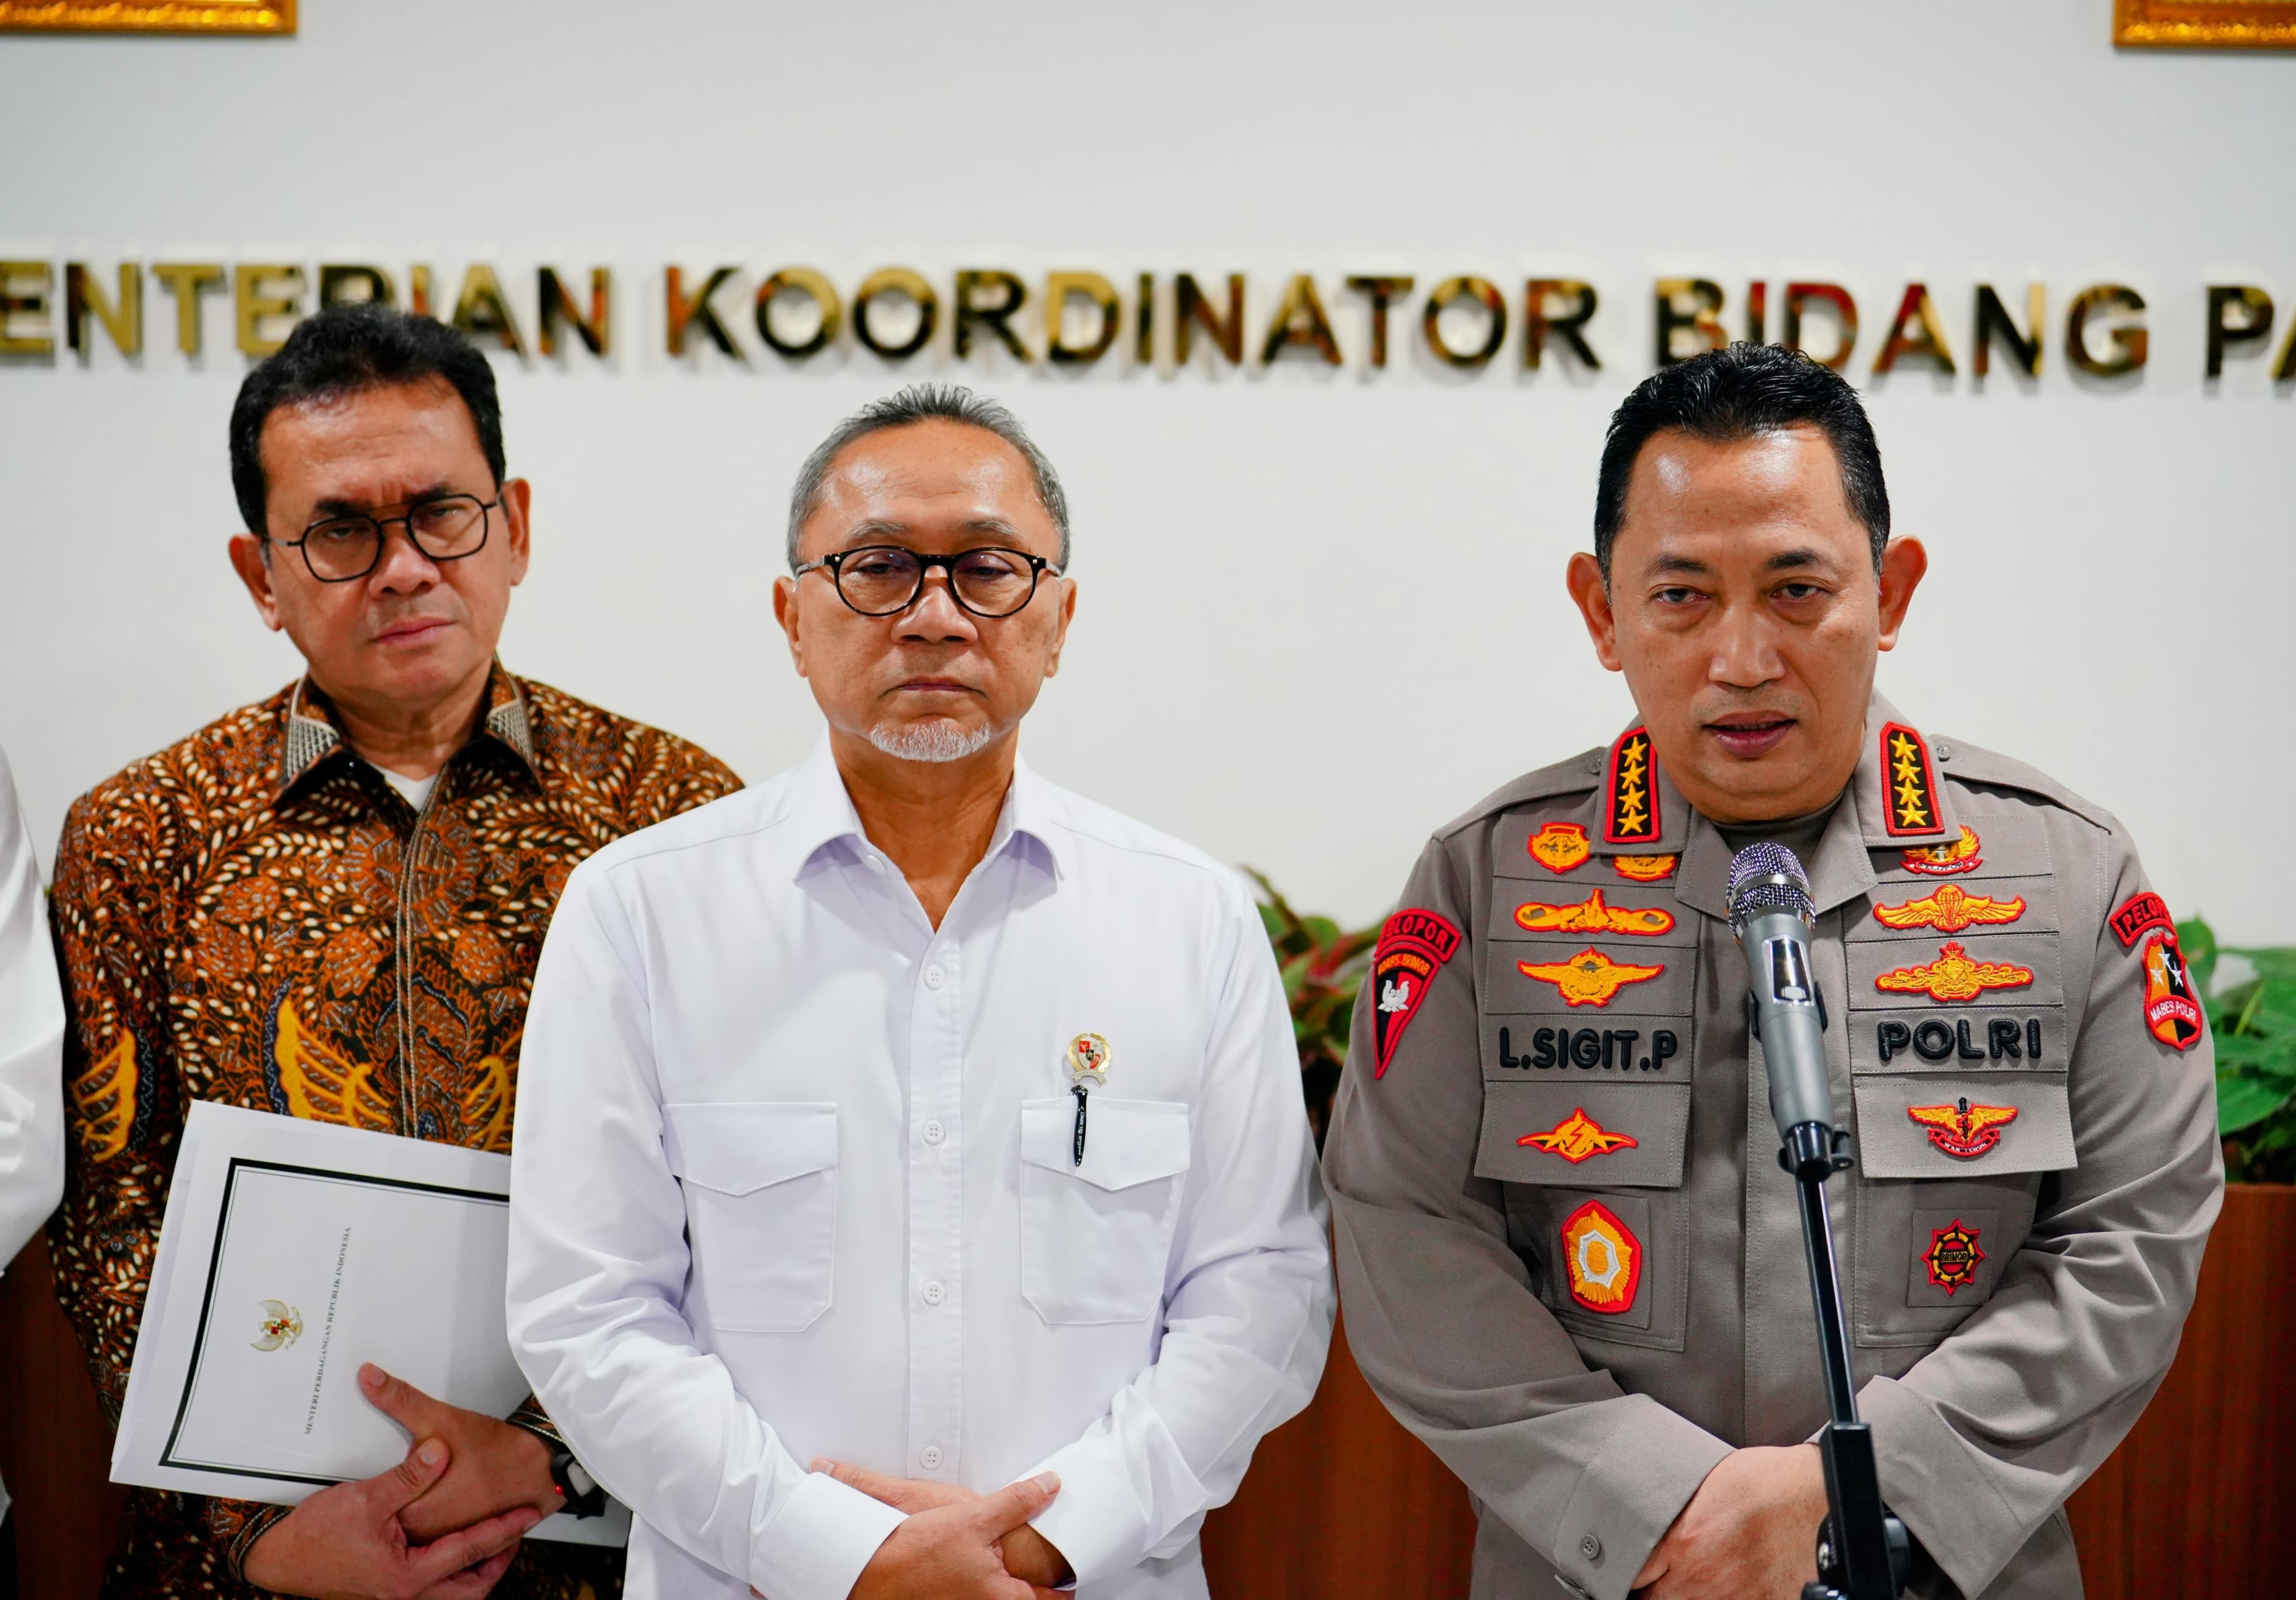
[1322,698,2221,1599]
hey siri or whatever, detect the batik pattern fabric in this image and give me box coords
[48,667,741,1599]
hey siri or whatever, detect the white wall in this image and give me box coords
[2,0,2291,937]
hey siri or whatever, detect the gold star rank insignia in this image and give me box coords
[1873,941,2035,1003]
[1879,721,1943,838]
[1603,727,1662,846]
[1518,1107,1639,1163]
[1516,948,1665,1007]
[1871,884,2026,933]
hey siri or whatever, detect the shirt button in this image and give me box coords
[922,1119,946,1146]
[924,965,944,990]
[922,1280,946,1307]
[1579,1534,1602,1562]
[919,1445,944,1470]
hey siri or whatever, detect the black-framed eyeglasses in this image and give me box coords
[792,545,1061,619]
[273,492,501,583]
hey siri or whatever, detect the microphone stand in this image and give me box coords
[1777,1105,1910,1599]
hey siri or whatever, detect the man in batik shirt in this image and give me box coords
[49,304,741,1599]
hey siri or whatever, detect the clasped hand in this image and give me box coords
[811,1458,1073,1600]
[242,1363,564,1600]
[1630,1443,1829,1600]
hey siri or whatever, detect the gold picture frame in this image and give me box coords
[2115,0,2296,47]
[0,1,294,33]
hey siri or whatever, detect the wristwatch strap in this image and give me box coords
[548,1449,609,1518]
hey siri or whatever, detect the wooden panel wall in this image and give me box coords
[7,1190,2289,1596]
[0,1234,124,1600]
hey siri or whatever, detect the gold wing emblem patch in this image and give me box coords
[1871,884,2026,933]
[1514,888,1675,938]
[71,1032,139,1164]
[1516,948,1665,1007]
[1907,1097,2020,1158]
[1873,942,2034,1004]
[1518,1107,1640,1163]
[276,1000,396,1132]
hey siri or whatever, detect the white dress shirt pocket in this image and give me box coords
[661,1102,838,1334]
[1017,1097,1192,1326]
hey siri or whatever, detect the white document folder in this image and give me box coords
[111,1101,628,1546]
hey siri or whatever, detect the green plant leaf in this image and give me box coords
[2227,947,2296,986]
[2212,1034,2296,1074]
[2217,1073,2295,1135]
[1279,951,1313,1003]
[2179,917,2218,992]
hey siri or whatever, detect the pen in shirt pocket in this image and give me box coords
[1066,1032,1109,1164]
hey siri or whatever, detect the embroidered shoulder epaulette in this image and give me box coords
[1935,739,2119,834]
[1433,748,1605,842]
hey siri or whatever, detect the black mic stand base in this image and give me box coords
[1782,1120,1911,1600]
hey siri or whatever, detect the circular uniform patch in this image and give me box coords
[1924,1219,1986,1296]
[1561,1198,1642,1314]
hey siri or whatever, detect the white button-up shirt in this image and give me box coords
[508,742,1334,1600]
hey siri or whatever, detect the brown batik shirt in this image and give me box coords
[48,666,742,1598]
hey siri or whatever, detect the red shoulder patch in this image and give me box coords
[1369,908,1462,1079]
[2109,891,2173,949]
[1602,728,1662,846]
[1879,722,1944,838]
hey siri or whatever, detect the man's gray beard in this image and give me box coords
[867,717,996,763]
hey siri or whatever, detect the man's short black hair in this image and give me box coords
[229,303,506,535]
[1592,342,1889,581]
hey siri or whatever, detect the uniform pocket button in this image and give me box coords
[1579,1534,1602,1562]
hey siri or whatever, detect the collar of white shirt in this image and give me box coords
[778,735,1069,891]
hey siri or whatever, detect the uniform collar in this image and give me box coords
[276,663,537,799]
[784,736,1069,884]
[1661,694,1954,923]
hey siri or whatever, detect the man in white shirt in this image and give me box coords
[506,385,1335,1600]
[0,739,67,1534]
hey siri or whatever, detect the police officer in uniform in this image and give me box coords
[1323,344,2221,1600]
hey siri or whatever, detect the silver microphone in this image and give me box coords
[1727,842,1837,1144]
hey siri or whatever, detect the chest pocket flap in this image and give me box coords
[660,1102,839,1334]
[663,1101,839,1193]
[1020,1097,1192,1191]
[1852,1075,2074,1179]
[1474,1080,1692,1188]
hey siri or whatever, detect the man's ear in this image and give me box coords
[1876,536,1927,652]
[771,574,807,679]
[228,532,285,631]
[500,478,533,588]
[1044,577,1078,678]
[1565,551,1623,673]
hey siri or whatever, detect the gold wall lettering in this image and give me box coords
[12,257,2286,385]
[2065,284,2148,377]
[66,262,141,357]
[1653,277,1725,366]
[234,263,302,357]
[1872,282,1957,376]
[755,268,839,359]
[1045,271,1120,366]
[1973,284,2045,378]
[1783,283,1858,371]
[2205,285,2274,378]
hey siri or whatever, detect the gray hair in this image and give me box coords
[785,383,1072,571]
